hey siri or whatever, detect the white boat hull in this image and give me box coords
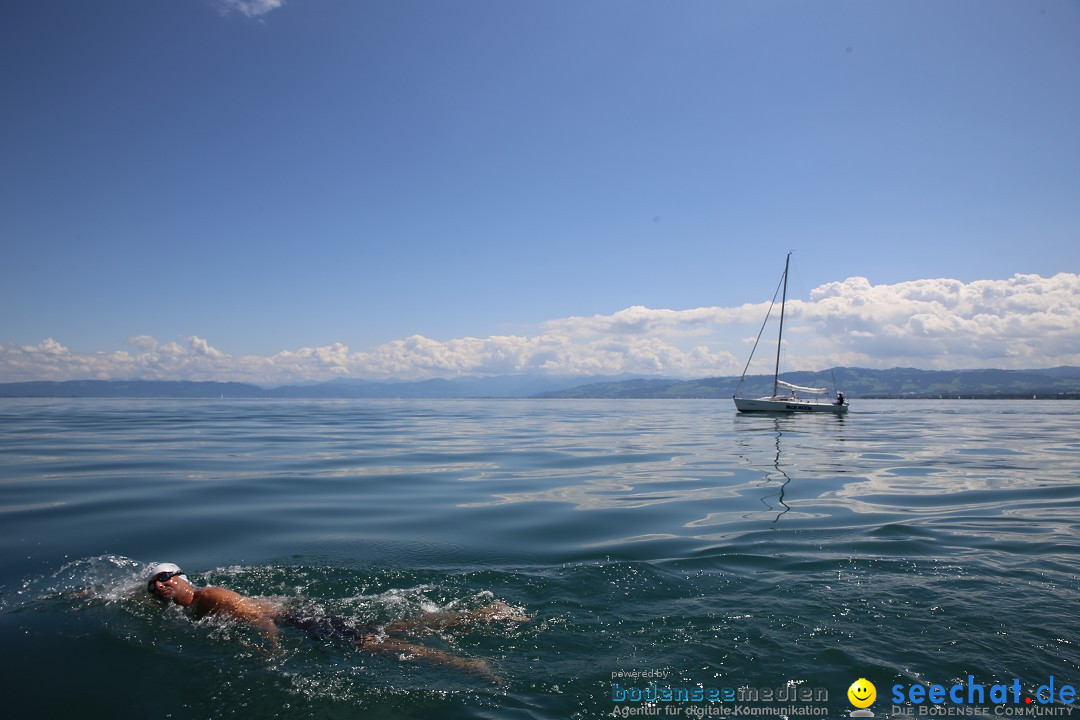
[734,396,848,414]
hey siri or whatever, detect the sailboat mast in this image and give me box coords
[772,252,790,397]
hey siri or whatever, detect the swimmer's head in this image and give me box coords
[146,562,187,594]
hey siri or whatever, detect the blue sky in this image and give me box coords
[2,0,1078,383]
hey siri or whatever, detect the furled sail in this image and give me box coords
[777,379,827,394]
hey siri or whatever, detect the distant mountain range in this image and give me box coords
[534,366,1080,399]
[0,375,626,399]
[1,367,1078,399]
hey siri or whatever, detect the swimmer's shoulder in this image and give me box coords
[192,586,277,620]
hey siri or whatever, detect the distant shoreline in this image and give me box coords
[1,395,1077,400]
[1,367,1078,400]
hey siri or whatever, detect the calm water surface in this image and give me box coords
[2,399,1079,719]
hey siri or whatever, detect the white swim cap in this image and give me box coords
[145,562,188,590]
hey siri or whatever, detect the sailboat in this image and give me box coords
[732,253,849,414]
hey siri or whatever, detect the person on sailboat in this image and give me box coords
[834,392,845,406]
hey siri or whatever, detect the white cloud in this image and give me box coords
[2,273,1078,384]
[217,0,284,18]
[791,272,1080,369]
[545,304,767,338]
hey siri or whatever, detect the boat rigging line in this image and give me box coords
[732,256,789,399]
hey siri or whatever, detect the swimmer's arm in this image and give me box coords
[229,598,281,649]
[253,615,280,649]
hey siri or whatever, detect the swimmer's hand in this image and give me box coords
[257,619,283,653]
[251,619,287,661]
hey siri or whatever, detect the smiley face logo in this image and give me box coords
[848,678,877,709]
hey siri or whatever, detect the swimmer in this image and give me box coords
[145,562,528,680]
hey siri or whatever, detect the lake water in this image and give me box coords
[2,399,1079,719]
